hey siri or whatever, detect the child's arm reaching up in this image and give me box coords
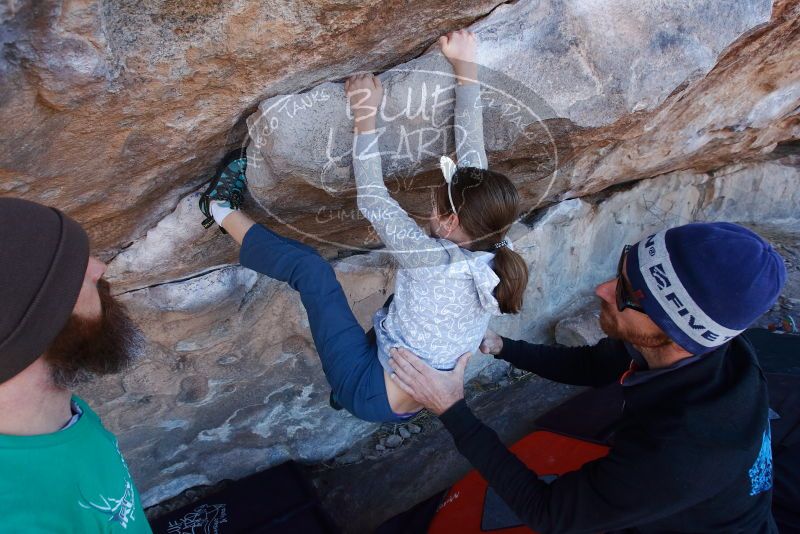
[347,73,451,269]
[440,29,488,171]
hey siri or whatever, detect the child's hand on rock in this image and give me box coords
[439,29,478,84]
[439,29,477,63]
[345,73,383,133]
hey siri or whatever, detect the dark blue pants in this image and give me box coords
[240,224,409,423]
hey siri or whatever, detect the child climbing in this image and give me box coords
[198,29,528,423]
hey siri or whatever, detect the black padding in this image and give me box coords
[149,462,337,533]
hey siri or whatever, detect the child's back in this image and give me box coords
[376,240,503,371]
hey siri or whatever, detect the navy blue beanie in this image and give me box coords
[627,222,787,355]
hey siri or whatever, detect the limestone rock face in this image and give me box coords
[106,0,798,291]
[555,309,604,347]
[493,159,800,345]
[243,0,776,257]
[106,192,241,293]
[248,0,772,192]
[85,157,800,507]
[0,0,504,257]
[561,0,800,198]
[3,0,800,518]
[84,254,395,507]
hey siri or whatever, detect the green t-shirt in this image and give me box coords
[0,396,151,533]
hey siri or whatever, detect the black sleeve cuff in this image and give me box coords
[439,398,482,442]
[496,336,525,364]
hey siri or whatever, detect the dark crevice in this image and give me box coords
[115,264,236,296]
[772,139,800,158]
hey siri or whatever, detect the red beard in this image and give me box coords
[599,300,671,348]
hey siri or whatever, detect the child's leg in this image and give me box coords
[237,221,408,422]
[219,210,255,245]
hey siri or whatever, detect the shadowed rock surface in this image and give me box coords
[309,375,581,533]
[0,0,505,257]
[86,156,799,508]
[147,215,799,532]
[2,0,799,520]
[106,0,799,289]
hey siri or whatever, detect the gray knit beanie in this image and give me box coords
[0,197,90,384]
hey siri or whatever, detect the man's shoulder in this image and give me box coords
[679,339,768,451]
[71,395,119,442]
[71,395,102,421]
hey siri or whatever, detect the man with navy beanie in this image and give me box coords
[0,198,151,532]
[389,221,786,533]
[626,222,786,355]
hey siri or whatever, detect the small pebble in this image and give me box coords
[399,427,411,439]
[375,444,386,452]
[385,434,403,448]
[407,423,421,434]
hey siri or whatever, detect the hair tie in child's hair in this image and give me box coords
[492,239,510,250]
[439,156,458,215]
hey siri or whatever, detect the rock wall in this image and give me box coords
[0,0,504,257]
[104,0,798,289]
[2,0,799,513]
[82,157,800,507]
[494,159,800,343]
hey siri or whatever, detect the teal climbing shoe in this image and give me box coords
[199,150,248,232]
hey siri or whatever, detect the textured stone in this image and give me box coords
[80,256,393,507]
[384,434,403,448]
[93,157,800,510]
[751,224,800,329]
[4,0,799,520]
[555,309,604,347]
[246,0,770,187]
[242,0,774,256]
[473,0,774,128]
[0,0,504,258]
[490,159,800,344]
[335,449,364,466]
[100,0,797,290]
[310,374,581,533]
[559,0,800,199]
[105,192,240,293]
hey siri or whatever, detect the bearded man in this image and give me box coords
[0,198,151,532]
[390,222,786,533]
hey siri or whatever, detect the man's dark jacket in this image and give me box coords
[440,336,777,533]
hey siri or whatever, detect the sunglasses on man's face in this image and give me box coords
[616,245,645,314]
